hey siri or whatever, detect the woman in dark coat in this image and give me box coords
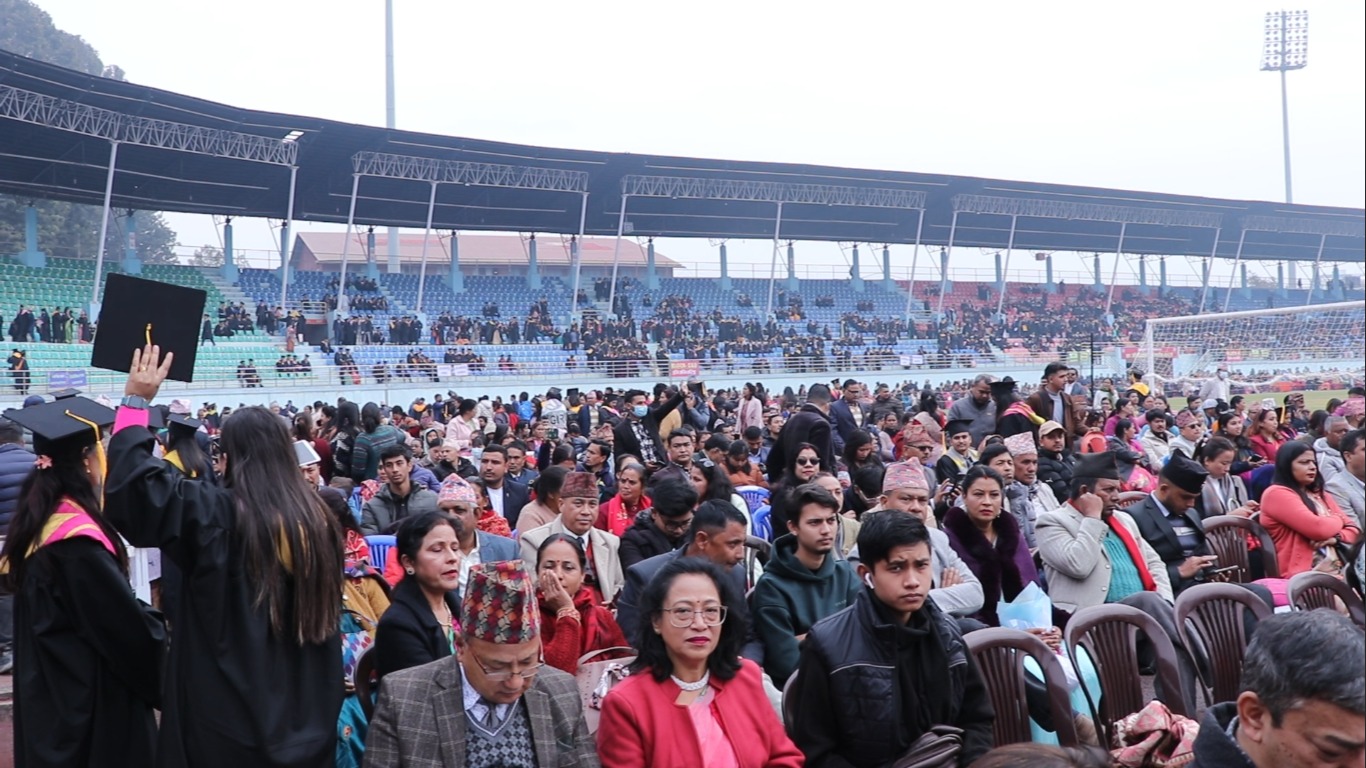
[105,346,345,768]
[373,510,462,678]
[1,398,166,768]
[940,465,1039,627]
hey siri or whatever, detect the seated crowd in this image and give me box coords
[3,355,1363,768]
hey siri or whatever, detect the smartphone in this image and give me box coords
[1206,565,1240,575]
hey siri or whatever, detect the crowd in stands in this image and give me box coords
[4,305,87,344]
[274,353,312,378]
[2,344,1364,768]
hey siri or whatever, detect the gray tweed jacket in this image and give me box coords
[363,655,600,768]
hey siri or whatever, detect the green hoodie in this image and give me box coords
[749,532,861,685]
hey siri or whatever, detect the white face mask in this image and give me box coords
[1218,371,1229,380]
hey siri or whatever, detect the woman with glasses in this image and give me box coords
[768,442,822,538]
[534,534,628,674]
[597,558,802,768]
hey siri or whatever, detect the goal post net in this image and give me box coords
[1140,300,1365,391]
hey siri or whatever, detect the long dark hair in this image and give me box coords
[221,407,343,645]
[841,429,879,471]
[630,558,744,683]
[694,460,735,503]
[166,425,211,481]
[1271,440,1324,513]
[360,402,383,434]
[293,413,315,442]
[0,443,125,591]
[335,401,360,438]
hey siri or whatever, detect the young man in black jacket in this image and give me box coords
[1036,419,1075,503]
[787,511,994,767]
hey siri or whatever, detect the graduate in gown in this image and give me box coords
[103,343,346,768]
[0,395,166,768]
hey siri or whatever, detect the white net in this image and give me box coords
[1139,300,1366,391]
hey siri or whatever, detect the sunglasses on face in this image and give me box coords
[795,457,819,466]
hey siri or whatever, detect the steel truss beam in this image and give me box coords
[621,175,926,209]
[0,84,296,166]
[952,194,1222,229]
[352,151,589,193]
[1240,215,1365,238]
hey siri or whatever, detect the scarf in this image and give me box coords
[1105,513,1157,592]
[1003,401,1046,427]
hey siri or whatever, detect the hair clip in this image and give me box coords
[34,455,53,470]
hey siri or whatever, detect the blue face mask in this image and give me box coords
[471,448,484,463]
[633,405,650,419]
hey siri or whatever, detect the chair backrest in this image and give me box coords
[1288,571,1366,628]
[1173,582,1273,707]
[752,505,773,541]
[365,534,397,573]
[781,670,799,736]
[1065,603,1189,745]
[736,485,771,513]
[354,645,379,721]
[1203,515,1280,581]
[965,628,1080,748]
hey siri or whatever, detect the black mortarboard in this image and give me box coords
[166,414,202,437]
[1073,451,1121,481]
[91,273,206,382]
[1161,453,1209,494]
[2,397,115,457]
[989,377,1017,397]
[945,419,973,437]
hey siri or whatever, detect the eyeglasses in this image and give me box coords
[658,515,694,534]
[795,457,819,466]
[663,605,728,628]
[466,647,544,682]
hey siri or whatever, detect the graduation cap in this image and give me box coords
[166,414,202,437]
[989,377,1017,397]
[91,273,206,382]
[2,397,115,459]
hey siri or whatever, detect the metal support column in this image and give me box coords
[882,245,892,291]
[91,140,119,307]
[221,217,236,283]
[995,214,1018,318]
[1222,229,1249,312]
[645,238,659,291]
[719,242,732,291]
[903,209,924,320]
[415,181,437,313]
[279,164,298,311]
[1197,228,1221,313]
[526,234,540,291]
[448,231,464,293]
[334,174,361,314]
[850,244,864,291]
[764,202,785,320]
[935,211,959,321]
[1304,233,1327,306]
[1104,222,1127,315]
[568,192,588,319]
[607,195,629,318]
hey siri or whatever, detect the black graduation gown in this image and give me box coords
[14,536,165,768]
[103,426,342,768]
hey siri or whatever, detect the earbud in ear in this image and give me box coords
[863,574,874,588]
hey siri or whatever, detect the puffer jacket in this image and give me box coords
[1037,449,1075,502]
[618,509,679,571]
[0,442,35,534]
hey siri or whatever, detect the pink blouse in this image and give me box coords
[687,689,740,768]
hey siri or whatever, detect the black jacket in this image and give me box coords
[786,590,994,768]
[767,404,835,484]
[612,391,685,467]
[618,509,681,571]
[1125,495,1212,596]
[490,478,532,531]
[374,577,460,680]
[1189,703,1257,768]
[1037,449,1075,502]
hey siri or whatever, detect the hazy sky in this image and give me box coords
[30,0,1366,285]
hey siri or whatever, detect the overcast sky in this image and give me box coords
[32,0,1366,285]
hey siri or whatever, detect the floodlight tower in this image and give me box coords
[1261,10,1308,204]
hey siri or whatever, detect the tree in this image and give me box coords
[190,244,224,268]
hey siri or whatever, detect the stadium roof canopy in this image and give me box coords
[1,49,1362,264]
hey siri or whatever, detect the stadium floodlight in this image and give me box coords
[1260,10,1308,204]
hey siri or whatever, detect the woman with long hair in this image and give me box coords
[373,511,462,678]
[351,402,406,482]
[1260,441,1360,576]
[597,558,802,768]
[295,412,334,484]
[839,429,883,477]
[105,345,345,768]
[331,400,361,481]
[1247,406,1286,465]
[769,442,822,536]
[164,414,213,481]
[1,400,166,768]
[534,534,628,674]
[597,462,652,537]
[689,459,751,528]
[1215,412,1265,475]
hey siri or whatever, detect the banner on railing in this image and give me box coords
[669,360,701,379]
[438,364,471,378]
[48,370,87,388]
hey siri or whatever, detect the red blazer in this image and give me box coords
[1260,485,1361,576]
[597,659,803,768]
[1247,433,1284,464]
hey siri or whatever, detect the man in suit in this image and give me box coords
[519,472,624,604]
[767,383,835,484]
[1025,361,1080,450]
[436,475,520,593]
[828,379,869,455]
[1036,452,1197,713]
[366,561,600,768]
[612,387,685,471]
[575,389,617,437]
[480,444,531,530]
